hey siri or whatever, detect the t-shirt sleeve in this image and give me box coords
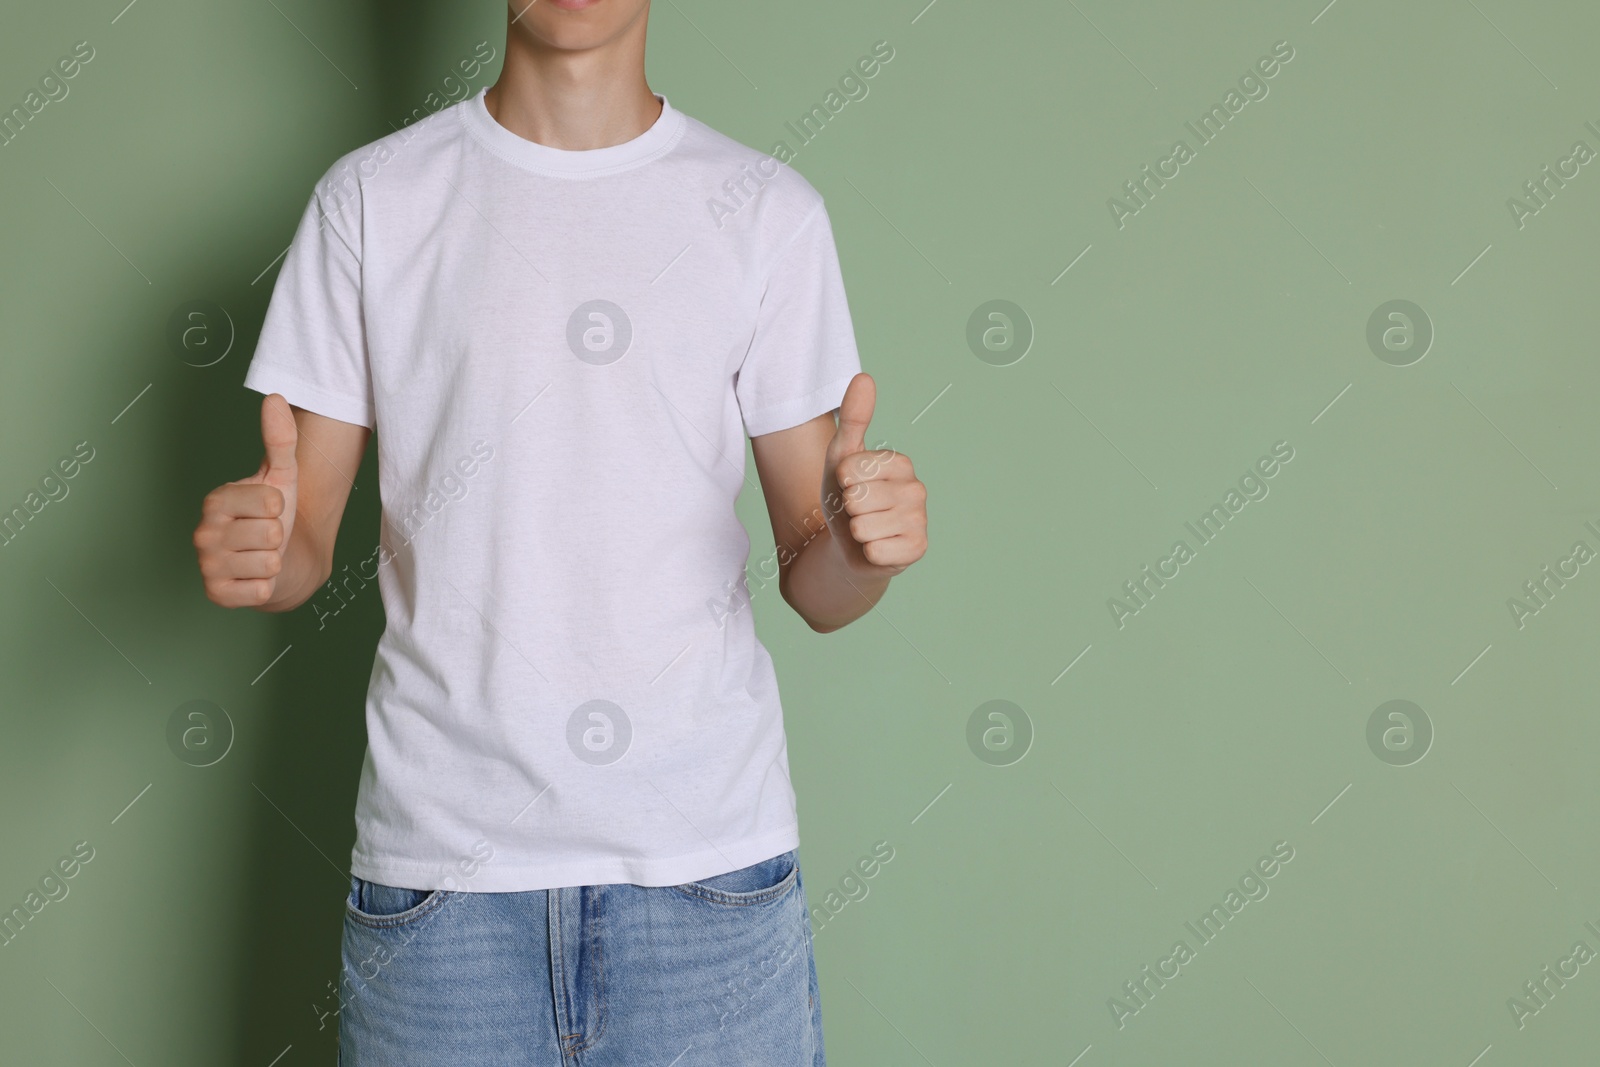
[241,179,375,430]
[734,201,862,438]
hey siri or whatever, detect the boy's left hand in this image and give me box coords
[821,372,928,579]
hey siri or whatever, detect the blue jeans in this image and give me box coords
[336,848,824,1065]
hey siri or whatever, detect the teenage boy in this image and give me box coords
[192,1,927,1062]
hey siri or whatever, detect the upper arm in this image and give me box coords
[750,410,835,593]
[292,405,369,580]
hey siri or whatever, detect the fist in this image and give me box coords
[193,394,299,608]
[822,373,928,578]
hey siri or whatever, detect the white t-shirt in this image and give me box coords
[243,87,861,892]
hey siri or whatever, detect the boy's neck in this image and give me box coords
[484,10,660,153]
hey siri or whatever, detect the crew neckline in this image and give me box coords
[459,86,685,178]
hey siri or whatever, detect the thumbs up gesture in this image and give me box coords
[193,394,300,608]
[822,373,928,578]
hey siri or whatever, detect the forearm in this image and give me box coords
[751,377,925,633]
[780,517,891,633]
[255,523,332,613]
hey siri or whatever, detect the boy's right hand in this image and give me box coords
[194,394,299,608]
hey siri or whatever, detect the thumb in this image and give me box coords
[830,372,875,458]
[259,393,298,481]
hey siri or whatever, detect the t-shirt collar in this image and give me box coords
[459,85,685,178]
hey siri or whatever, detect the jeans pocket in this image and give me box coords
[674,849,799,906]
[345,875,451,929]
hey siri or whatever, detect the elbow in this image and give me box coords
[794,593,848,634]
[779,574,839,633]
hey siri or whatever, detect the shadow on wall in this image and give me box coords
[217,3,504,1062]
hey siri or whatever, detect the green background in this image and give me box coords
[2,0,1596,1062]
